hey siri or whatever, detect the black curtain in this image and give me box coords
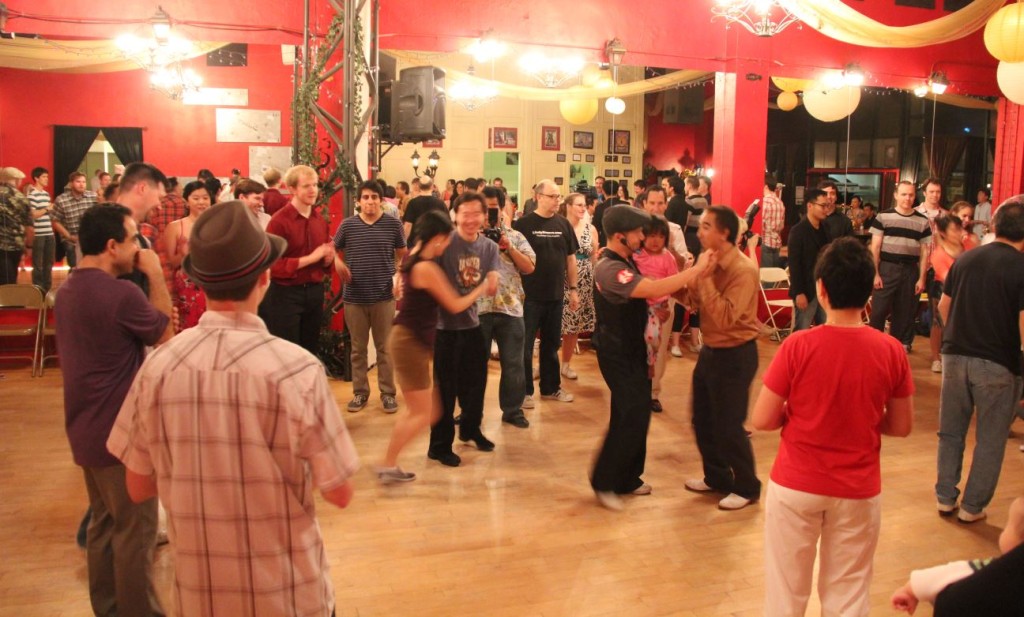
[53,126,99,193]
[101,127,144,166]
[962,137,985,202]
[900,136,923,185]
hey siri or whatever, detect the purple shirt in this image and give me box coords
[56,268,169,467]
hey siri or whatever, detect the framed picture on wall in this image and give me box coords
[573,131,594,149]
[542,126,561,151]
[623,169,633,178]
[585,154,595,163]
[622,155,631,164]
[422,139,443,148]
[490,127,518,149]
[572,153,582,162]
[556,153,567,162]
[554,177,564,186]
[609,129,630,154]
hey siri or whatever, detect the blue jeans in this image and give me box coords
[761,246,783,269]
[792,296,825,332]
[479,312,526,414]
[32,234,55,292]
[522,298,564,396]
[936,354,1024,514]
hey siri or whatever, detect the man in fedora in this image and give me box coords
[107,201,360,616]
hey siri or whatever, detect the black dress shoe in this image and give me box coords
[459,431,495,452]
[651,399,663,413]
[502,410,530,428]
[427,450,461,467]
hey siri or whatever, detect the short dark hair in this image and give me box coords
[814,237,875,309]
[102,182,120,203]
[197,168,216,182]
[68,171,86,183]
[183,180,211,201]
[603,179,618,197]
[863,202,876,212]
[646,214,669,239]
[668,176,686,195]
[978,187,991,199]
[684,176,700,192]
[804,188,827,206]
[493,177,503,183]
[385,186,397,199]
[765,174,778,191]
[408,209,453,250]
[923,177,943,191]
[119,162,167,194]
[934,213,963,238]
[453,191,486,214]
[464,178,482,191]
[482,185,505,208]
[644,185,667,203]
[706,205,739,243]
[397,181,410,194]
[31,167,48,181]
[993,196,1024,242]
[817,180,838,192]
[164,176,179,192]
[79,203,132,256]
[234,179,266,199]
[357,179,382,198]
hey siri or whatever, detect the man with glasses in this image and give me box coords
[514,179,580,407]
[787,188,831,331]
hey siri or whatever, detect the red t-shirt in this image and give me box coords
[762,325,914,499]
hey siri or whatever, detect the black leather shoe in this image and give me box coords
[427,450,461,467]
[651,399,663,413]
[502,410,530,428]
[459,431,495,452]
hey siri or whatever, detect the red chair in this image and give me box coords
[0,284,44,375]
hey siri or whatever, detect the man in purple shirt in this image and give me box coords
[56,203,173,616]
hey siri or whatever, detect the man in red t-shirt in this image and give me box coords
[752,237,914,617]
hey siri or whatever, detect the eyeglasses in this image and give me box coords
[538,193,561,200]
[812,201,829,208]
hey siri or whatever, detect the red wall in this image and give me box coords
[0,44,295,182]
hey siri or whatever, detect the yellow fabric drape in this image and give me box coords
[779,0,1005,48]
[0,38,227,73]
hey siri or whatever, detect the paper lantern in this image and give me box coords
[771,76,812,92]
[605,97,625,115]
[777,91,799,111]
[580,64,602,87]
[594,75,616,90]
[802,85,861,122]
[559,89,599,125]
[997,61,1024,105]
[984,3,1024,63]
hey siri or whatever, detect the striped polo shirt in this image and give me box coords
[870,208,931,264]
[26,187,54,236]
[332,211,406,304]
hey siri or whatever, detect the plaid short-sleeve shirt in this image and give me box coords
[108,311,359,617]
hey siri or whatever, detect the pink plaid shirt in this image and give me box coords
[761,193,785,249]
[108,311,359,617]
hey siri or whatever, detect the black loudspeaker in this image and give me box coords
[663,87,704,125]
[378,53,397,143]
[391,66,446,143]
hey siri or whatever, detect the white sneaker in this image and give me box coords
[684,478,713,493]
[595,491,624,511]
[541,389,574,402]
[670,345,683,358]
[718,493,756,511]
[521,395,536,409]
[931,360,942,373]
[561,364,578,380]
[957,509,987,524]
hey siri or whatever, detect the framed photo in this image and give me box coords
[556,153,567,162]
[604,154,618,163]
[608,129,630,155]
[572,153,581,162]
[422,139,443,148]
[623,169,633,178]
[585,154,595,163]
[554,176,564,186]
[542,126,560,151]
[573,130,594,149]
[622,155,631,164]
[490,127,518,149]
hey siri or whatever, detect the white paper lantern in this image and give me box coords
[777,91,799,111]
[802,85,861,122]
[605,97,625,115]
[997,61,1024,105]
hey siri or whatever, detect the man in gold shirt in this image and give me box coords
[680,205,763,511]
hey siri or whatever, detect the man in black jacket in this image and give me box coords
[787,188,830,330]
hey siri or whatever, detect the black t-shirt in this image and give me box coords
[665,194,688,229]
[593,251,647,365]
[403,195,448,228]
[941,242,1024,375]
[513,212,579,301]
[934,542,1024,617]
[787,218,828,300]
[823,210,853,241]
[592,198,627,247]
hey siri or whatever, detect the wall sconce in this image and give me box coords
[604,38,626,67]
[842,64,865,87]
[929,71,949,95]
[411,150,440,178]
[913,84,930,98]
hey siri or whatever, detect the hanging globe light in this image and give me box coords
[605,97,626,115]
[776,91,799,111]
[984,3,1024,63]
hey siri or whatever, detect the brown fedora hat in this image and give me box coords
[182,200,287,291]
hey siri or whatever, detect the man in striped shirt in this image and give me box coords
[52,171,98,268]
[334,180,408,413]
[108,201,359,617]
[26,167,55,291]
[868,180,932,350]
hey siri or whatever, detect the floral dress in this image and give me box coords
[171,218,206,330]
[561,222,596,334]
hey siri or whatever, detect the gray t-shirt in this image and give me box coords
[436,232,500,330]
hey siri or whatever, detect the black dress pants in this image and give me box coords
[429,327,489,455]
[591,352,652,494]
[260,281,324,354]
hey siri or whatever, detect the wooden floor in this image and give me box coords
[2,336,1023,617]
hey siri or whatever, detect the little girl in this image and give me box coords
[632,215,679,413]
[928,214,966,373]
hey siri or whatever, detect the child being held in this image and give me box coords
[891,496,1024,614]
[632,215,679,378]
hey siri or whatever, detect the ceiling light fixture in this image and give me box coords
[929,71,949,95]
[448,65,499,111]
[913,84,930,98]
[710,0,800,37]
[843,64,865,87]
[518,51,585,88]
[466,34,507,64]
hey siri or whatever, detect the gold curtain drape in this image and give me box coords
[0,38,227,73]
[779,0,1005,48]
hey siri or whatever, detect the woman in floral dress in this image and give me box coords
[559,192,598,379]
[162,180,211,330]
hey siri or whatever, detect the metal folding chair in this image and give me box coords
[0,284,44,375]
[759,267,792,341]
[36,289,59,376]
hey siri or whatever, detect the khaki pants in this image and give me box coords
[763,480,880,617]
[651,299,675,399]
[82,465,164,617]
[345,300,397,398]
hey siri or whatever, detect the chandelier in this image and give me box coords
[448,65,499,111]
[115,6,203,100]
[710,0,801,37]
[518,52,585,88]
[149,63,202,100]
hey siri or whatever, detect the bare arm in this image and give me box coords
[411,260,490,314]
[916,242,929,294]
[938,293,952,327]
[871,234,883,289]
[163,220,185,269]
[751,386,786,431]
[321,481,354,508]
[506,241,535,274]
[566,253,580,311]
[589,225,600,264]
[880,396,913,437]
[633,251,713,300]
[125,468,158,503]
[403,221,413,241]
[137,249,174,344]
